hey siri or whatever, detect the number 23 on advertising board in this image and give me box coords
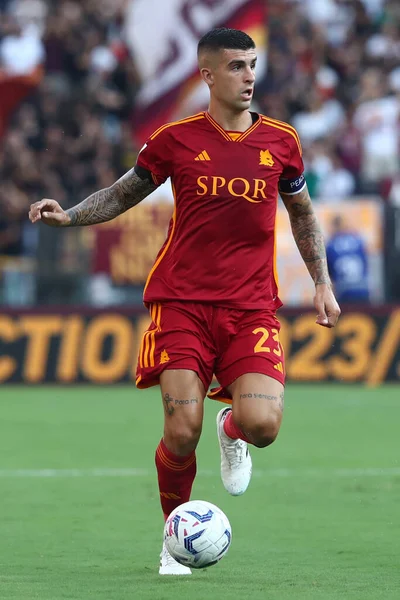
[278,313,378,382]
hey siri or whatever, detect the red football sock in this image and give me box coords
[223,410,252,444]
[155,439,197,521]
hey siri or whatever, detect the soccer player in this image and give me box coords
[29,28,341,575]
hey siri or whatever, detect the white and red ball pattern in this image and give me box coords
[164,500,232,569]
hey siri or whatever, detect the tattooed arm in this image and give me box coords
[280,186,329,284]
[280,185,341,327]
[29,168,157,227]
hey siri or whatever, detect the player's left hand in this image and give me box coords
[314,283,341,328]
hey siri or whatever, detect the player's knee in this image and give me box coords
[247,412,282,448]
[164,421,202,454]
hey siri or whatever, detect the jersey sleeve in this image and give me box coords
[278,131,306,195]
[135,128,173,186]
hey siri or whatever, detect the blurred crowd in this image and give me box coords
[0,0,399,277]
[261,0,400,202]
[0,0,138,260]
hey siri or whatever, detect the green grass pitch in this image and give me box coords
[0,384,399,599]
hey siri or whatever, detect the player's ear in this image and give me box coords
[200,67,214,87]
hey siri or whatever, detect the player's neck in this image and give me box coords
[206,103,252,132]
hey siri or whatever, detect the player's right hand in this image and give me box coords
[29,199,71,227]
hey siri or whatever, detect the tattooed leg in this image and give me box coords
[239,392,284,412]
[156,372,204,525]
[229,373,284,448]
[159,370,205,456]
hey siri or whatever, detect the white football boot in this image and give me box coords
[216,407,252,496]
[159,542,192,575]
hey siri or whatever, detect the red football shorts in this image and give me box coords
[135,302,285,403]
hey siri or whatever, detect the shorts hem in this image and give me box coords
[136,360,211,393]
[216,357,285,393]
[208,368,285,404]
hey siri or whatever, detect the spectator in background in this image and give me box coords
[6,0,48,35]
[0,182,28,256]
[353,68,399,189]
[304,141,356,201]
[0,19,44,75]
[292,87,345,145]
[326,214,370,303]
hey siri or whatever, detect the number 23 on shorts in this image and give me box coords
[252,327,282,356]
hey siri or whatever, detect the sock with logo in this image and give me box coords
[223,410,252,443]
[155,438,197,521]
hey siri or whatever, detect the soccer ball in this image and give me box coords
[164,500,232,569]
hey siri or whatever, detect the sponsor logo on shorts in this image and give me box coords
[160,349,170,364]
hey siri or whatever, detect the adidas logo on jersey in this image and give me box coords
[195,150,211,161]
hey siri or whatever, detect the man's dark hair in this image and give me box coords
[197,28,255,56]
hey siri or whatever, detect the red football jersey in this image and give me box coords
[136,111,305,310]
